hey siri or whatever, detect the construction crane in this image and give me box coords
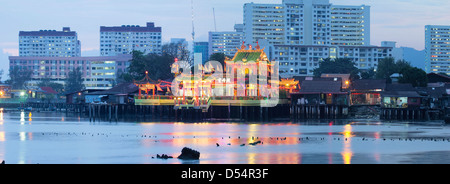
[213,8,217,32]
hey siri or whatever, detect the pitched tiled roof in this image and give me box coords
[385,83,416,91]
[232,51,262,62]
[351,79,386,91]
[298,80,343,94]
[40,87,58,94]
[88,83,138,95]
[383,83,421,97]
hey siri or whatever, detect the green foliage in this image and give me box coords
[65,67,85,94]
[209,53,227,67]
[37,77,64,94]
[162,41,190,61]
[360,67,376,79]
[122,50,175,82]
[7,66,32,89]
[375,58,412,81]
[375,57,428,86]
[438,72,449,77]
[313,58,360,80]
[375,57,397,80]
[121,42,192,82]
[399,67,428,87]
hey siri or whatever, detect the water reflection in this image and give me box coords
[0,131,4,142]
[0,108,3,124]
[20,111,25,124]
[3,111,449,164]
[341,124,354,164]
[246,153,302,164]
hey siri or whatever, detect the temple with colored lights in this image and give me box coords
[133,42,291,114]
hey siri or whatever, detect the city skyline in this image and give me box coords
[1,0,449,80]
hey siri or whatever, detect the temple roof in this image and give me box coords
[232,51,263,62]
[227,42,269,63]
[133,71,161,85]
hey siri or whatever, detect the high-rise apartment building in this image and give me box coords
[19,27,81,57]
[331,5,370,46]
[243,3,286,45]
[243,0,376,77]
[194,42,209,64]
[268,44,391,78]
[425,25,450,75]
[243,0,370,47]
[209,24,244,57]
[100,22,162,56]
[9,55,132,90]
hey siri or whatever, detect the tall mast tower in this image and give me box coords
[191,0,195,42]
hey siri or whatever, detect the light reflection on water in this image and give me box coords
[341,124,354,164]
[0,111,450,164]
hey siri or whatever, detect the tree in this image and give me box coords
[209,53,228,67]
[162,41,190,62]
[7,66,32,89]
[438,72,449,77]
[313,58,360,80]
[399,67,428,87]
[360,67,376,79]
[0,69,4,83]
[65,67,85,93]
[375,57,397,80]
[122,50,175,82]
[375,57,412,81]
[37,77,64,94]
[395,59,412,72]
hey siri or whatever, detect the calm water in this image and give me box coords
[0,110,449,164]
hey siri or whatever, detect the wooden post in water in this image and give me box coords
[109,105,112,122]
[89,105,91,122]
[228,103,231,120]
[240,106,242,120]
[93,105,96,122]
[175,108,178,121]
[115,105,118,122]
[98,105,101,121]
[259,107,262,121]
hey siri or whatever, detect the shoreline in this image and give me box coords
[1,109,447,125]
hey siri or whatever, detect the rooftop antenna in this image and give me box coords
[190,0,196,65]
[191,0,195,42]
[213,8,217,32]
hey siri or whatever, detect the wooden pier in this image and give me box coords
[290,104,349,120]
[81,103,292,122]
[380,108,444,121]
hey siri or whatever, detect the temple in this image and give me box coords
[133,42,294,111]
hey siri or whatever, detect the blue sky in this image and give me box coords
[1,0,449,80]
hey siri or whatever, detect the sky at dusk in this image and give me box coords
[1,0,449,80]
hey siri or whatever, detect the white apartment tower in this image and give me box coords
[425,25,450,75]
[19,27,81,57]
[243,0,369,47]
[243,3,286,46]
[272,44,391,77]
[209,24,245,57]
[331,5,370,46]
[100,22,162,56]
